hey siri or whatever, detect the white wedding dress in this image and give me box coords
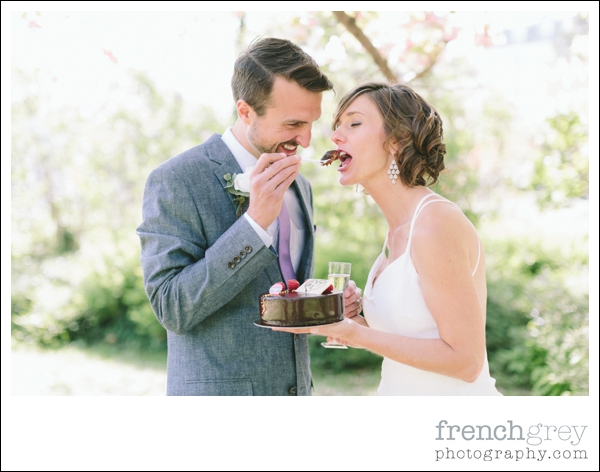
[362,194,501,396]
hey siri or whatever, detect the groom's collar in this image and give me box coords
[221,128,258,172]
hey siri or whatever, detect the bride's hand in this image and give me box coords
[271,317,360,345]
[344,280,363,319]
[325,334,364,349]
[325,315,367,348]
[353,318,369,333]
[325,336,346,346]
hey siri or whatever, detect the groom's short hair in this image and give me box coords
[232,37,334,116]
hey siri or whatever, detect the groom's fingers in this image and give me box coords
[253,152,287,174]
[247,153,301,229]
[252,153,301,195]
[254,153,300,179]
[256,154,301,189]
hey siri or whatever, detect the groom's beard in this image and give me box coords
[253,139,299,155]
[248,123,299,155]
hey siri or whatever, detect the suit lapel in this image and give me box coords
[292,179,315,283]
[207,137,247,216]
[204,133,314,284]
[204,135,284,284]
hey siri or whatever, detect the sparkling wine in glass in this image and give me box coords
[328,273,350,291]
[322,262,351,349]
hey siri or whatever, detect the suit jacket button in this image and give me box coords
[239,251,246,259]
[233,256,241,263]
[244,246,253,254]
[289,386,297,396]
[227,262,236,269]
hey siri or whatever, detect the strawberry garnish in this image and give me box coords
[287,279,300,292]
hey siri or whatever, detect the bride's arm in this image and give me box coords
[361,207,484,381]
[312,206,486,382]
[411,205,486,381]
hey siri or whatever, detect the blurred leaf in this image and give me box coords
[526,112,589,209]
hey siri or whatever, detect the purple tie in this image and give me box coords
[277,199,296,282]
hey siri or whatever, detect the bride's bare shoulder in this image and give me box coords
[412,198,478,256]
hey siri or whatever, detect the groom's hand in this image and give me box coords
[247,152,301,230]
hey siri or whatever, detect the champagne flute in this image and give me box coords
[321,262,351,349]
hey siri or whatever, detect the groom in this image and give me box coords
[137,38,342,395]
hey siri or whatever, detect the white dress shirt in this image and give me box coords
[221,128,306,274]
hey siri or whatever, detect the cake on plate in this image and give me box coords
[258,279,345,327]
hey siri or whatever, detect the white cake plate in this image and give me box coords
[253,319,344,329]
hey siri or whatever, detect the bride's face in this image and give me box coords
[330,94,390,187]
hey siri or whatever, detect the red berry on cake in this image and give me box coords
[287,279,300,292]
[322,284,334,294]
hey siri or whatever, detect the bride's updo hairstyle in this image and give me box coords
[333,82,446,187]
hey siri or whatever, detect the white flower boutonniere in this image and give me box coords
[224,166,254,217]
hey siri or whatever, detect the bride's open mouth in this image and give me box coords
[337,153,352,171]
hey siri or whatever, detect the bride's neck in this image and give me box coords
[366,182,434,230]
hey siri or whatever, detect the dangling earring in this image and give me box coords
[388,158,399,184]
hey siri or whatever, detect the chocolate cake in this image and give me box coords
[259,290,345,327]
[320,150,349,166]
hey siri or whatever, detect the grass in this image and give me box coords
[11,341,167,396]
[311,366,380,396]
[11,341,381,396]
[11,341,532,396]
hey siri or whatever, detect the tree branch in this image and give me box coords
[408,42,447,83]
[332,11,399,83]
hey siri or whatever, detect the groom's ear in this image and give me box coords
[236,100,254,124]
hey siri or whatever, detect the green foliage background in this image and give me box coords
[11,11,590,396]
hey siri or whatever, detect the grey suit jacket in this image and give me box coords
[136,134,315,395]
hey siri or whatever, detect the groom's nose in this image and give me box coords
[296,126,312,148]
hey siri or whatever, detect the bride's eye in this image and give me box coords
[351,122,361,127]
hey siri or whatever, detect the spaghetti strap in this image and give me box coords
[472,237,481,277]
[404,194,481,277]
[381,233,389,255]
[383,193,438,258]
[405,194,452,253]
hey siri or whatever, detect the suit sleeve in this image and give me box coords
[136,163,277,334]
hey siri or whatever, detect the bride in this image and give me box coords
[274,82,501,396]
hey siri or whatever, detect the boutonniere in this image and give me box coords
[224,166,254,217]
